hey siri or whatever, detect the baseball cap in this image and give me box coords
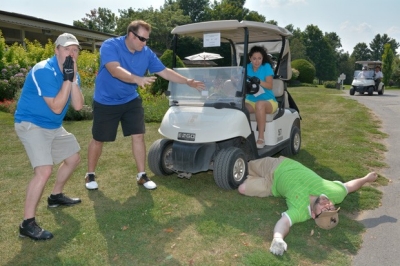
[362,66,367,70]
[315,207,340,230]
[55,33,81,48]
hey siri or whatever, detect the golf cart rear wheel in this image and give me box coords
[378,85,384,95]
[148,139,174,176]
[213,147,248,190]
[280,124,301,156]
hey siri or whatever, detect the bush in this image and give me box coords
[291,68,299,80]
[324,81,337,89]
[150,49,185,95]
[64,104,93,121]
[291,59,316,83]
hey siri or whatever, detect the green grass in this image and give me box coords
[0,87,389,265]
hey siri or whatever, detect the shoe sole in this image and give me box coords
[48,202,81,208]
[85,187,98,190]
[19,234,53,240]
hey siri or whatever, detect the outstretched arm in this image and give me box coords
[269,214,291,256]
[344,172,378,193]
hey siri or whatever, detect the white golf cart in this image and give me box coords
[148,20,301,190]
[350,60,384,96]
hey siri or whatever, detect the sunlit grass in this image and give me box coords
[0,87,390,265]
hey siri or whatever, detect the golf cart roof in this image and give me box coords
[171,20,293,80]
[356,60,382,66]
[171,20,292,43]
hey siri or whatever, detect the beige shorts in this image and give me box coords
[15,122,80,169]
[243,156,285,197]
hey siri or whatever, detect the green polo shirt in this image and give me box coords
[272,158,348,225]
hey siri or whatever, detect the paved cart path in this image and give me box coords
[342,90,400,266]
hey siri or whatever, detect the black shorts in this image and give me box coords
[92,98,145,142]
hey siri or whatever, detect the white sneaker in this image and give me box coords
[85,174,98,190]
[137,173,157,190]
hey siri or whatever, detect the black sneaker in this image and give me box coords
[47,193,81,208]
[19,220,53,240]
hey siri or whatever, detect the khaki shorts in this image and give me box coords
[243,156,285,197]
[15,122,80,169]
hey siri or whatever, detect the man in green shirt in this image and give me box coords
[238,156,378,256]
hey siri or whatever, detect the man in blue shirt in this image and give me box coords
[15,33,84,240]
[84,20,204,191]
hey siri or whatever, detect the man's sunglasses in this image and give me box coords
[131,31,149,42]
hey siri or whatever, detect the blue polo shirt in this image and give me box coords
[94,35,166,105]
[14,56,79,129]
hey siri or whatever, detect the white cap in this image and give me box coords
[55,33,81,48]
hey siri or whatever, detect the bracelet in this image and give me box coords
[72,80,79,86]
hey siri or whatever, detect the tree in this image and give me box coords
[301,25,336,82]
[178,0,210,22]
[370,34,399,60]
[382,43,394,85]
[73,8,117,34]
[324,32,342,52]
[290,38,307,61]
[351,42,371,61]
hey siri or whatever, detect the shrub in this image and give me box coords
[291,68,299,80]
[0,99,16,114]
[324,81,337,89]
[64,104,93,121]
[77,50,99,89]
[291,59,316,83]
[150,49,185,95]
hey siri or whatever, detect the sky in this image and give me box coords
[2,0,400,55]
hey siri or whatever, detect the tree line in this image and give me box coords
[72,0,400,86]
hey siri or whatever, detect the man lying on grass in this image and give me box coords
[238,156,378,256]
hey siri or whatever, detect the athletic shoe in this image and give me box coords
[85,173,98,190]
[137,173,157,190]
[47,193,81,208]
[19,220,53,240]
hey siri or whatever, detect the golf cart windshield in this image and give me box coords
[354,70,374,79]
[167,66,244,109]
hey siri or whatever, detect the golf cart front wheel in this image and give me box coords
[349,88,355,95]
[280,124,301,156]
[368,86,374,95]
[148,139,174,176]
[213,147,248,190]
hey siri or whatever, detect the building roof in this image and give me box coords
[0,10,117,51]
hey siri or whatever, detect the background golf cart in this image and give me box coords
[148,20,301,190]
[350,60,384,96]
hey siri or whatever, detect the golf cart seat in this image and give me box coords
[249,79,288,122]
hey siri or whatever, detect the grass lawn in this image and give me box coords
[0,87,389,265]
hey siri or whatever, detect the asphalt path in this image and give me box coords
[340,90,400,265]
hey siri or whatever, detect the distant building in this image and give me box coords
[0,10,116,51]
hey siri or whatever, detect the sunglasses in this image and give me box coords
[131,31,149,43]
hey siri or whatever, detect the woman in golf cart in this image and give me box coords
[245,46,278,149]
